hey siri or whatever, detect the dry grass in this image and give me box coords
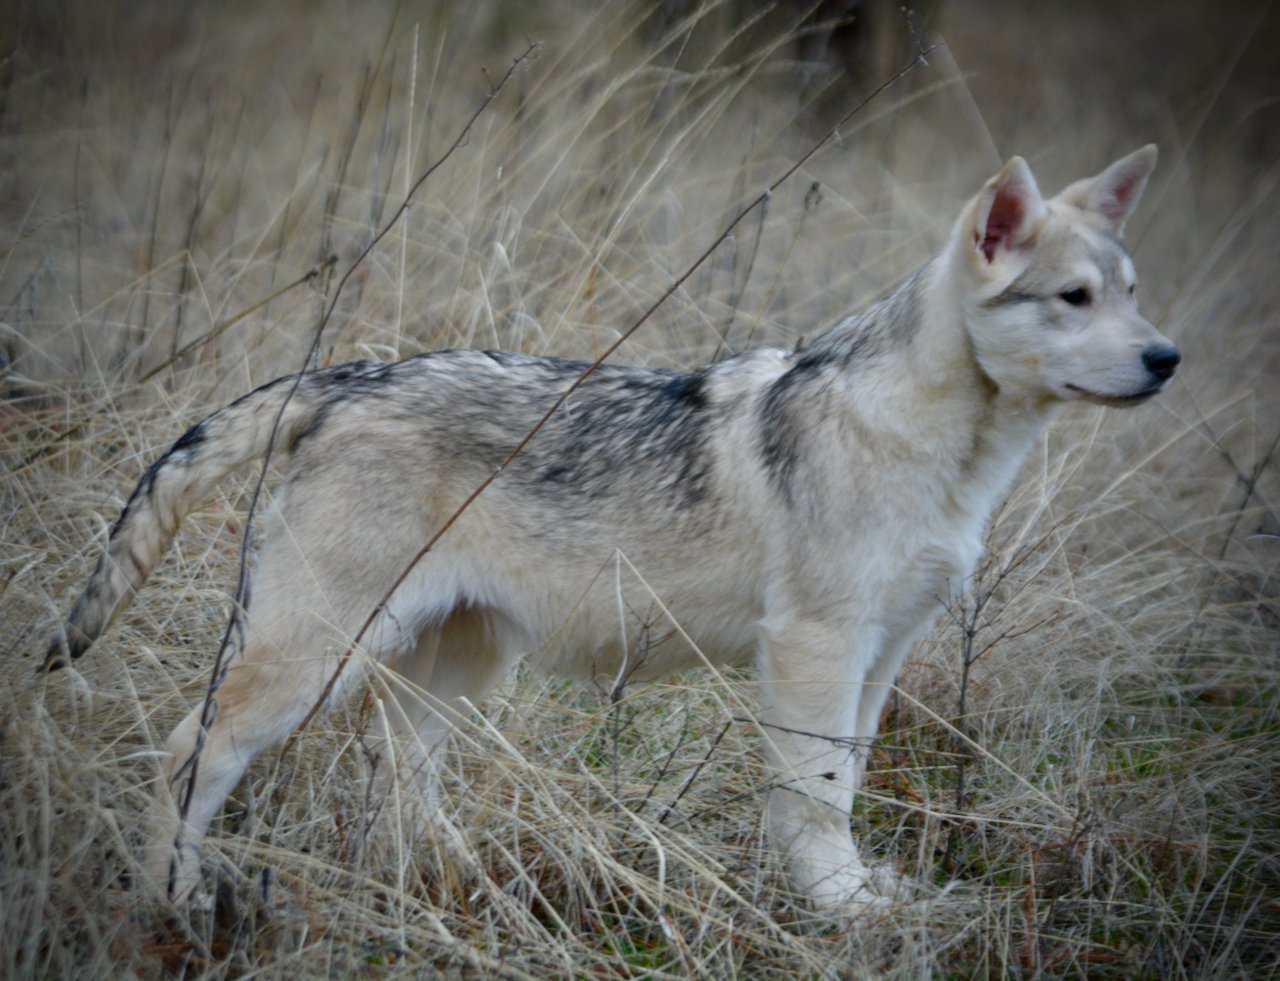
[3,0,1278,977]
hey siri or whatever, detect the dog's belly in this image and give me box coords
[521,573,762,681]
[430,498,766,681]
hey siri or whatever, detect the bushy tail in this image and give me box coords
[44,374,324,671]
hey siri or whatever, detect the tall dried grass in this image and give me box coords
[2,1,1277,977]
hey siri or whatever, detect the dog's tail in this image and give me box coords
[43,373,327,671]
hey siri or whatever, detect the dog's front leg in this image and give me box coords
[756,613,887,911]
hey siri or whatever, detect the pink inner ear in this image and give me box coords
[980,183,1025,262]
[1098,172,1141,224]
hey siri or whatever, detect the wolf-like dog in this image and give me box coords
[47,147,1179,911]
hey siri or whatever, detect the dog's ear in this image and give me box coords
[1056,144,1157,236]
[970,156,1046,272]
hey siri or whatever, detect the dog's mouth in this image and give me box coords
[1063,382,1165,407]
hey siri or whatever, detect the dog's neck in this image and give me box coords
[808,257,1060,515]
[920,255,1062,515]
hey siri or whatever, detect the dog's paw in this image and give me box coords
[863,860,921,902]
[139,836,206,907]
[791,863,886,916]
[798,860,935,922]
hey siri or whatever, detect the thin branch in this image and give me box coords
[138,255,337,384]
[281,44,940,756]
[658,720,732,826]
[171,42,540,846]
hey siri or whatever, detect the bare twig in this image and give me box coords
[659,719,733,826]
[940,528,1059,873]
[138,255,338,384]
[1218,425,1280,560]
[282,44,940,756]
[171,42,541,853]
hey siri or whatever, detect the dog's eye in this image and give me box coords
[1060,287,1091,306]
[1128,283,1137,297]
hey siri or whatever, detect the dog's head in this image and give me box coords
[955,145,1180,407]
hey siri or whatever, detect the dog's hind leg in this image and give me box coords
[139,528,435,901]
[375,608,518,829]
[141,609,370,902]
[757,614,886,911]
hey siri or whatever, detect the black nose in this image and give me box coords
[1142,344,1181,382]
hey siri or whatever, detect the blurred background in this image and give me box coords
[2,0,1275,386]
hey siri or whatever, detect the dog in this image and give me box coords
[46,146,1179,911]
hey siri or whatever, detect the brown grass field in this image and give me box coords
[2,1,1278,977]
